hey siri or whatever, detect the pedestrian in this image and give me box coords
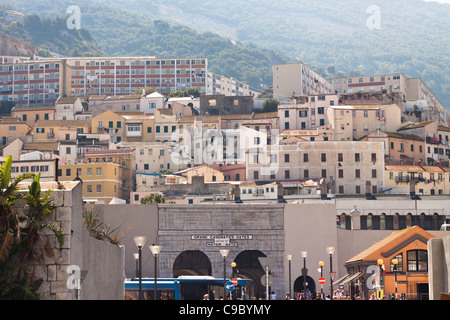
[315,292,322,300]
[270,291,277,300]
[285,292,290,300]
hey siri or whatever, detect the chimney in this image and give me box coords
[277,184,286,203]
[365,181,376,200]
[234,185,242,203]
[418,160,423,168]
[409,178,420,200]
[320,179,328,200]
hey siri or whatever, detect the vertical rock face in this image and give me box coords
[0,34,38,56]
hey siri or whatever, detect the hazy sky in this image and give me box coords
[423,0,450,3]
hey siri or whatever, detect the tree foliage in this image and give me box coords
[0,156,61,299]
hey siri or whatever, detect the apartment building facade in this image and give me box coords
[57,162,123,203]
[385,163,450,196]
[10,105,55,126]
[327,104,402,141]
[278,94,339,131]
[0,59,72,107]
[272,63,333,101]
[360,129,425,165]
[206,72,259,96]
[332,73,446,125]
[58,56,208,97]
[246,140,385,195]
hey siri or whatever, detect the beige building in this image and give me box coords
[278,94,339,131]
[397,121,450,166]
[58,162,123,203]
[55,96,84,120]
[327,104,402,141]
[11,105,55,126]
[332,73,446,125]
[360,129,425,165]
[385,163,450,196]
[33,120,91,142]
[246,140,385,195]
[175,165,224,184]
[272,63,333,101]
[0,118,32,145]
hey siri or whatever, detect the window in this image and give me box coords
[284,110,289,117]
[407,250,427,271]
[96,184,102,193]
[390,254,403,272]
[338,153,343,162]
[338,186,344,194]
[321,169,327,178]
[253,171,259,179]
[285,170,290,179]
[371,153,377,162]
[66,169,71,176]
[355,169,360,178]
[303,153,309,162]
[372,169,377,178]
[87,185,92,193]
[284,122,289,129]
[96,167,101,175]
[318,107,324,114]
[338,169,344,178]
[87,168,92,176]
[321,153,326,162]
[284,154,290,163]
[304,170,309,179]
[363,110,368,117]
[355,153,360,162]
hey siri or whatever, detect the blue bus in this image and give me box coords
[125,276,254,300]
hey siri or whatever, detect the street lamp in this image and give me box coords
[300,251,308,296]
[377,258,384,300]
[392,258,398,298]
[133,236,147,300]
[220,249,230,299]
[326,246,336,297]
[319,261,324,298]
[133,253,139,279]
[149,244,162,300]
[286,254,293,300]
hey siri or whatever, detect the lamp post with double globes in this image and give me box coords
[392,258,398,298]
[326,246,336,297]
[133,236,147,300]
[319,261,324,298]
[286,254,293,300]
[220,249,230,300]
[133,253,139,279]
[377,258,384,300]
[149,244,162,300]
[300,251,308,295]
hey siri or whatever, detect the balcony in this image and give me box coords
[395,176,410,184]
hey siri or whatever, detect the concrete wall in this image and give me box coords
[23,181,125,300]
[96,204,159,279]
[428,234,450,300]
[284,204,338,296]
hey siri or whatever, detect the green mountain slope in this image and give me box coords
[0,10,104,57]
[2,0,450,108]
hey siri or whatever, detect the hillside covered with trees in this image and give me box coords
[2,0,450,108]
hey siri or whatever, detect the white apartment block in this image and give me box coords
[272,63,333,101]
[206,72,260,96]
[246,140,385,195]
[37,56,208,97]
